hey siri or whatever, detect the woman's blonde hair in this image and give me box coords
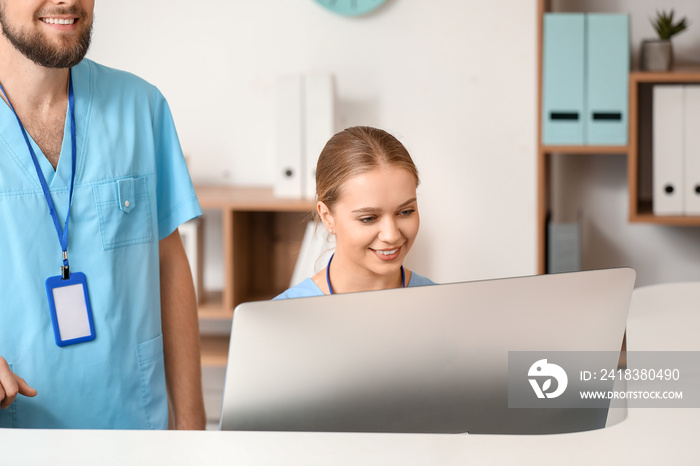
[314,126,419,219]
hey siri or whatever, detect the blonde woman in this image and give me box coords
[275,126,434,299]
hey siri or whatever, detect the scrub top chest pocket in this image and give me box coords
[93,177,153,250]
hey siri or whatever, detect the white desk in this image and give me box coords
[2,283,699,465]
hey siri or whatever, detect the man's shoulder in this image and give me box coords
[77,58,160,97]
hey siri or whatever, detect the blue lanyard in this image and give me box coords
[0,71,77,278]
[326,253,405,295]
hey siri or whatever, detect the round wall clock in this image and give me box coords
[313,0,388,17]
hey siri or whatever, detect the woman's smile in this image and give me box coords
[370,246,402,261]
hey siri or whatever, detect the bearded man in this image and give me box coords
[0,0,205,429]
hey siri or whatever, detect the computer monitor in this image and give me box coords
[219,267,635,434]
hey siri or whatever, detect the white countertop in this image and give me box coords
[2,408,699,466]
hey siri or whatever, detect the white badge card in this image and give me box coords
[45,272,96,347]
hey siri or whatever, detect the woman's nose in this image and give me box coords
[378,218,400,243]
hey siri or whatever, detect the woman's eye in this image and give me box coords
[399,209,416,216]
[359,216,376,224]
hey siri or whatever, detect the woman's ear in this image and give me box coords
[317,201,334,233]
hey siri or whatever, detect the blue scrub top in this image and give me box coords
[0,59,201,429]
[274,271,435,300]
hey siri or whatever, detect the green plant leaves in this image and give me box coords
[651,9,689,40]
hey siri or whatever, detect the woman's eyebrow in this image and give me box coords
[352,207,381,214]
[398,197,418,208]
[351,198,417,214]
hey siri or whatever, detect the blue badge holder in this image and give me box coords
[45,272,96,347]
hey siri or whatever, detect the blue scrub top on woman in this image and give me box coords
[0,59,201,428]
[274,272,435,300]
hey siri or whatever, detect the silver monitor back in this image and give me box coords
[219,268,635,434]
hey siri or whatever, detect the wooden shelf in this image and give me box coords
[194,185,314,366]
[198,290,230,320]
[196,185,315,212]
[630,213,700,225]
[630,202,700,225]
[540,145,629,155]
[629,68,700,83]
[200,335,230,367]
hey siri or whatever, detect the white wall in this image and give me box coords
[87,0,539,286]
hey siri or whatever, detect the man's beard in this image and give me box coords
[0,7,92,69]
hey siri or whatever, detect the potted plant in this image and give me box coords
[641,9,689,71]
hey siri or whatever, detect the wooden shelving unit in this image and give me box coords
[536,0,630,273]
[536,0,700,273]
[628,68,700,225]
[195,185,315,366]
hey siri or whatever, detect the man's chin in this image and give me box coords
[1,24,92,69]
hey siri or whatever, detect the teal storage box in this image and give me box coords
[542,13,585,145]
[542,13,629,146]
[586,14,629,145]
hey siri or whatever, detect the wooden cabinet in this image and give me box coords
[536,0,700,273]
[194,185,315,366]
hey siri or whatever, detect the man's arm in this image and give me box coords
[159,229,206,430]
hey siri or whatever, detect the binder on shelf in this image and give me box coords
[684,86,700,215]
[303,74,335,200]
[274,75,304,198]
[542,13,586,145]
[653,85,684,215]
[585,14,629,145]
[547,221,581,274]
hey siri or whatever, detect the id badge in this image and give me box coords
[45,272,96,347]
